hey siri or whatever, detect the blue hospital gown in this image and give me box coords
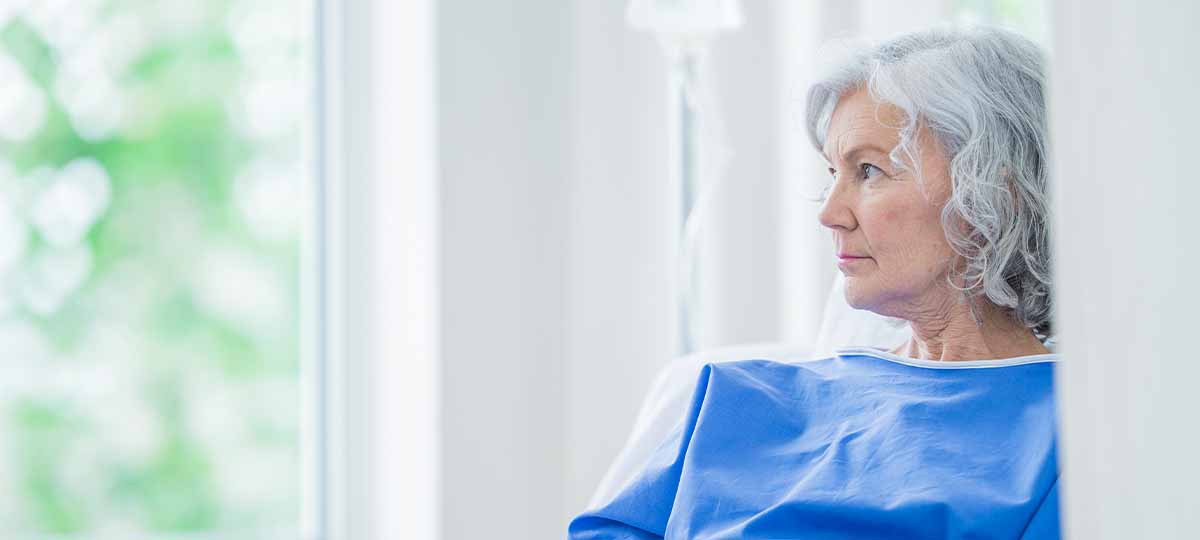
[568,347,1060,540]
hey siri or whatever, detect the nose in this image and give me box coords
[817,177,858,232]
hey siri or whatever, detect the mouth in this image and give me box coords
[836,253,871,271]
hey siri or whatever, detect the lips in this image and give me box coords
[835,253,871,271]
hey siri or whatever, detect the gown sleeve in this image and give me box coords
[1019,477,1061,539]
[566,365,716,540]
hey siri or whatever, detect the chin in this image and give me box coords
[842,283,872,311]
[843,280,892,316]
[844,282,911,320]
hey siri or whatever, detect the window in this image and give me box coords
[0,0,308,536]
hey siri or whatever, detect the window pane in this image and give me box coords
[0,0,307,536]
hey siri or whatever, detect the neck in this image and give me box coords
[891,291,1048,362]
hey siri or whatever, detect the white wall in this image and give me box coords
[858,0,954,38]
[1051,1,1200,538]
[419,1,678,536]
[563,0,674,525]
[437,1,572,539]
[694,0,780,351]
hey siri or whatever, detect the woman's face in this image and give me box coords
[818,87,958,318]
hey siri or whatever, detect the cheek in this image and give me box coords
[861,196,951,280]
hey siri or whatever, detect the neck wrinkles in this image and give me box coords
[892,289,1048,362]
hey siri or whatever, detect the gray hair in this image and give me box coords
[805,26,1053,339]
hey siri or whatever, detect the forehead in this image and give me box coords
[822,87,907,160]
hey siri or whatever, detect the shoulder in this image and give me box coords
[699,357,830,385]
[660,344,832,401]
[685,357,839,408]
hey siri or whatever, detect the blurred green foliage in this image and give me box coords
[0,0,301,536]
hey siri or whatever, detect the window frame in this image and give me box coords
[308,0,441,539]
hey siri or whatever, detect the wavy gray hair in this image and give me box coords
[805,26,1053,339]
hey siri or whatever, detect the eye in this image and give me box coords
[860,163,884,181]
[827,167,837,178]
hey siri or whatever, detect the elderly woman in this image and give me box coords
[567,26,1059,540]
